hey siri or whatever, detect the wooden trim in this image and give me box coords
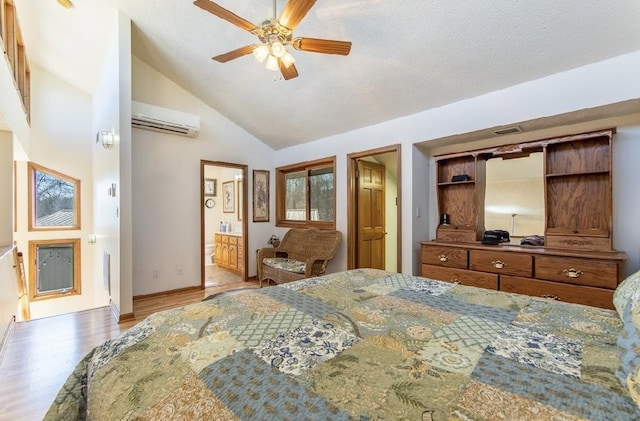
[13,161,17,233]
[4,0,15,73]
[133,285,203,301]
[119,313,135,323]
[200,160,248,288]
[0,0,6,53]
[1,0,29,118]
[27,162,81,231]
[420,240,627,261]
[109,300,135,323]
[13,247,30,321]
[275,155,337,229]
[434,128,615,160]
[28,238,82,301]
[347,145,402,272]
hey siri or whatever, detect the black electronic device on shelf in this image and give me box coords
[451,174,471,182]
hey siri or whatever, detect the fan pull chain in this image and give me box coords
[273,0,277,19]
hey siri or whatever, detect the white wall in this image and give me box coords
[130,57,275,296]
[0,135,17,340]
[275,51,640,276]
[0,248,18,343]
[91,11,123,315]
[117,13,134,316]
[12,65,103,319]
[612,125,640,275]
[0,131,12,245]
[384,164,398,271]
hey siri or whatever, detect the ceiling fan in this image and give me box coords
[57,0,73,8]
[194,0,352,80]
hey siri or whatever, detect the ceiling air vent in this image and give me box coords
[493,126,522,136]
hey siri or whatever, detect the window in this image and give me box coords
[276,156,336,229]
[28,239,81,300]
[28,163,80,231]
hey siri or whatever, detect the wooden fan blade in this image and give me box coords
[293,38,352,55]
[212,45,257,63]
[278,59,299,80]
[279,0,317,30]
[194,0,257,32]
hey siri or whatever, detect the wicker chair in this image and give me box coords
[257,228,342,287]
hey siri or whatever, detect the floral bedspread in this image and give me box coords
[45,269,639,420]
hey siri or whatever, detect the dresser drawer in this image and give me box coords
[469,250,532,277]
[228,236,238,245]
[534,255,618,289]
[221,235,229,244]
[421,265,498,290]
[500,275,614,309]
[421,245,467,269]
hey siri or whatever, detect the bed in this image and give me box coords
[46,268,640,420]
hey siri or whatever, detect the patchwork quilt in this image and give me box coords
[45,269,639,420]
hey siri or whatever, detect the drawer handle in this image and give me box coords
[563,268,583,278]
[491,260,506,269]
[438,254,449,262]
[542,294,560,301]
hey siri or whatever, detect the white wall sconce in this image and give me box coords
[88,233,97,244]
[98,131,115,150]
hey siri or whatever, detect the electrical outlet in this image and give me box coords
[176,265,184,276]
[153,269,159,279]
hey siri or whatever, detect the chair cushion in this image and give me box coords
[262,258,306,274]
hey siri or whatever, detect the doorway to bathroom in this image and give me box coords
[200,160,248,288]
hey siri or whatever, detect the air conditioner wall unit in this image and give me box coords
[131,101,200,138]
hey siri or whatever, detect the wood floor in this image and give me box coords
[0,267,258,421]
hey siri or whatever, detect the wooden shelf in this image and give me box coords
[546,170,609,178]
[437,180,475,186]
[434,128,615,252]
[545,132,613,251]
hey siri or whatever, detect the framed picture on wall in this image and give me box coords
[237,179,243,221]
[204,178,216,197]
[253,170,269,222]
[222,181,235,213]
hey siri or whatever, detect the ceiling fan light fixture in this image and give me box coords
[270,41,286,58]
[265,54,279,71]
[196,0,352,80]
[253,45,269,62]
[281,51,296,68]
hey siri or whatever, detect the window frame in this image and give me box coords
[28,238,82,301]
[275,156,336,229]
[28,162,81,231]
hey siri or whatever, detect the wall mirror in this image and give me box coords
[484,152,544,239]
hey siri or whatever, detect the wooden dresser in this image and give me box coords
[420,241,626,309]
[214,233,243,274]
[425,129,627,309]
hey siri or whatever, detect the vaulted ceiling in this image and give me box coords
[13,0,640,149]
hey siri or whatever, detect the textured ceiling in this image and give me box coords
[12,0,640,150]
